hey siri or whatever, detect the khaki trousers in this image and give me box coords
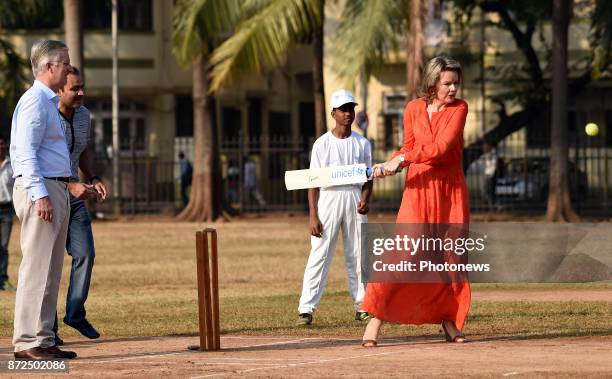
[12,178,70,352]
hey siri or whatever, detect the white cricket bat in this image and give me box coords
[284,163,405,191]
[284,163,369,190]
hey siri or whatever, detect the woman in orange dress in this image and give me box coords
[361,56,470,346]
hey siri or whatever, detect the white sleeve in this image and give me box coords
[309,142,322,169]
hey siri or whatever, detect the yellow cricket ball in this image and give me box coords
[585,122,599,137]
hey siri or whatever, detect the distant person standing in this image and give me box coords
[243,156,265,207]
[11,39,76,360]
[482,142,499,210]
[0,135,15,291]
[53,65,107,345]
[178,151,192,206]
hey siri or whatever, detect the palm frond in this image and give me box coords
[590,0,612,77]
[331,0,406,86]
[172,0,242,65]
[0,38,27,129]
[208,0,322,92]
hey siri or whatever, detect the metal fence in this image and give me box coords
[90,135,612,217]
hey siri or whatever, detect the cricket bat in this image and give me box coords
[284,163,400,190]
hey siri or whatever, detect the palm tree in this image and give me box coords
[208,0,326,136]
[0,40,27,135]
[406,0,425,99]
[546,0,577,221]
[63,0,84,77]
[330,0,419,97]
[173,0,241,221]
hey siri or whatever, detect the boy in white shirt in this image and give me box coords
[298,89,372,325]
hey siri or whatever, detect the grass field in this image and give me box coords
[1,216,610,344]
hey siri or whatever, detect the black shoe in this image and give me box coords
[54,334,64,346]
[297,313,313,325]
[64,319,100,339]
[355,311,371,321]
[43,345,77,359]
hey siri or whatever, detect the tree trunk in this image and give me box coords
[312,0,326,137]
[63,0,84,79]
[177,57,222,221]
[546,0,578,222]
[406,0,424,99]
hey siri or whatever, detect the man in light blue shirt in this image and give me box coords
[10,40,77,360]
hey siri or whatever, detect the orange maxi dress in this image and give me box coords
[361,98,471,330]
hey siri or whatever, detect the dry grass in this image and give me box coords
[0,216,611,341]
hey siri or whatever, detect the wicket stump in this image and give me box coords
[189,228,220,351]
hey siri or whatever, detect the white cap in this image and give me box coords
[330,89,358,109]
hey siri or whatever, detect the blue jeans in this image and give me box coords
[53,196,95,334]
[0,206,14,284]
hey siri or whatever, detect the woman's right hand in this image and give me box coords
[383,155,403,176]
[371,163,387,178]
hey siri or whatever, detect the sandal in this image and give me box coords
[361,339,378,348]
[442,320,467,343]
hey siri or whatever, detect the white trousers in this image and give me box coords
[12,178,70,352]
[298,187,367,314]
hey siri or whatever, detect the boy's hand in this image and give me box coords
[309,215,323,238]
[357,200,369,215]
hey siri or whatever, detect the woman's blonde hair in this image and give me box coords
[417,56,462,104]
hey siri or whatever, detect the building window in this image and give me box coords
[83,0,153,31]
[175,95,193,137]
[88,100,147,157]
[382,93,406,150]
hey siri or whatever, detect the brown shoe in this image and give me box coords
[14,347,58,360]
[43,345,77,359]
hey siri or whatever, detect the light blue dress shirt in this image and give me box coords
[10,80,72,201]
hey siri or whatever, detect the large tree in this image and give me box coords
[547,0,577,221]
[406,0,425,98]
[173,0,241,221]
[208,0,326,137]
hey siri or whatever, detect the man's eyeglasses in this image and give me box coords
[49,61,70,68]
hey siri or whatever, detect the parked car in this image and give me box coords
[495,157,588,201]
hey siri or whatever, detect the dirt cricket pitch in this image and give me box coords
[1,332,611,377]
[1,288,611,378]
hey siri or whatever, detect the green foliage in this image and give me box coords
[331,0,408,86]
[590,0,612,78]
[172,0,242,65]
[0,0,53,132]
[0,40,28,128]
[208,0,322,92]
[0,0,62,29]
